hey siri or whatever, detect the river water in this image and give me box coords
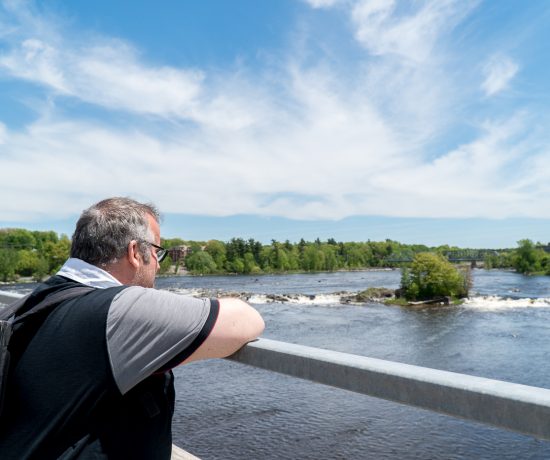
[3,269,550,459]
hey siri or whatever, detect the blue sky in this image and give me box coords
[1,0,549,248]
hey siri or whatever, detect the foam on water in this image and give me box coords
[166,287,206,298]
[463,295,550,311]
[247,293,343,305]
[7,284,550,311]
[167,288,356,306]
[167,287,550,311]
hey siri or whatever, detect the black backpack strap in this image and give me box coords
[0,285,96,419]
[12,286,96,325]
[0,294,31,321]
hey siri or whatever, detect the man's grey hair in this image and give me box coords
[70,197,161,266]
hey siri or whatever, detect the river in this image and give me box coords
[3,269,550,459]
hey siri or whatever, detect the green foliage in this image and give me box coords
[302,245,325,271]
[0,228,36,249]
[0,229,70,280]
[400,253,469,301]
[484,251,514,270]
[512,239,549,275]
[0,248,20,281]
[243,252,261,274]
[161,237,185,249]
[15,249,48,278]
[227,257,244,274]
[42,236,71,273]
[184,251,217,274]
[205,240,226,269]
[158,255,174,275]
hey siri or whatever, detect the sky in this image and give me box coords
[1,0,549,248]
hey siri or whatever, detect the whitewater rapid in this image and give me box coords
[165,287,550,310]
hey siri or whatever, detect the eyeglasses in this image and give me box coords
[141,241,168,263]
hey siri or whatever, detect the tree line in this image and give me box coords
[162,237,441,275]
[483,239,550,275]
[0,229,70,281]
[164,236,550,277]
[1,227,548,281]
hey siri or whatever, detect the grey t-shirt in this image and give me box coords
[106,287,213,394]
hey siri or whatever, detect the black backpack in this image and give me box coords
[0,286,94,417]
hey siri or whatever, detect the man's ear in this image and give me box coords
[127,240,142,269]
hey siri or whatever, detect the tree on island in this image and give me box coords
[400,253,469,301]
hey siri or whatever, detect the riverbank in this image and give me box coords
[0,276,37,285]
[159,266,396,277]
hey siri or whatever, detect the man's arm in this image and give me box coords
[182,297,264,364]
[106,288,265,394]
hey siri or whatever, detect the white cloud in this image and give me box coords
[0,122,6,144]
[0,122,8,145]
[304,0,343,9]
[0,39,68,91]
[482,54,519,96]
[0,37,204,119]
[0,99,545,223]
[0,9,260,131]
[368,116,537,218]
[350,0,476,63]
[0,0,547,224]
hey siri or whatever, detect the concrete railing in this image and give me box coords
[227,338,550,441]
[3,290,550,446]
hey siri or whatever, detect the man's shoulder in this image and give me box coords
[110,286,211,311]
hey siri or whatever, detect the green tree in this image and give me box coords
[16,249,42,277]
[344,243,366,268]
[161,237,185,249]
[320,244,339,271]
[42,236,71,273]
[248,239,263,265]
[227,257,245,274]
[243,252,261,274]
[0,248,19,282]
[513,239,543,274]
[302,245,325,271]
[32,230,59,251]
[0,228,36,249]
[205,240,226,269]
[400,252,469,301]
[158,255,173,275]
[184,251,217,274]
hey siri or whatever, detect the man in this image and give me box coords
[0,197,264,459]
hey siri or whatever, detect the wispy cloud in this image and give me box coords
[370,116,539,218]
[0,121,6,144]
[303,0,343,9]
[351,0,477,62]
[0,0,547,224]
[0,4,261,131]
[481,54,519,96]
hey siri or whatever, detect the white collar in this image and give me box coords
[57,258,122,289]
